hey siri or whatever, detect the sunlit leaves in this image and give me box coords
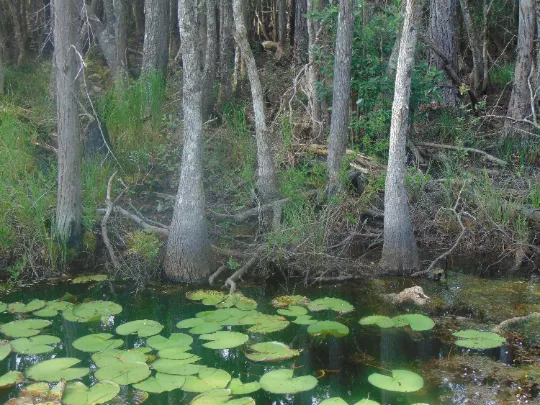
[63,301,122,323]
[62,381,120,405]
[26,358,89,382]
[8,299,46,314]
[0,371,24,389]
[0,319,52,338]
[368,369,424,392]
[132,373,186,393]
[0,340,12,360]
[271,295,310,308]
[182,367,232,393]
[72,274,108,284]
[116,319,164,338]
[11,335,61,355]
[199,331,248,350]
[92,350,150,385]
[33,300,74,317]
[307,321,349,338]
[359,314,435,331]
[72,333,123,353]
[227,378,261,395]
[259,369,318,394]
[307,298,354,314]
[245,341,300,362]
[453,330,506,349]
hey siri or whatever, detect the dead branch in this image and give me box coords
[415,141,507,166]
[209,265,228,285]
[224,248,264,293]
[102,172,122,271]
[492,312,540,334]
[96,206,170,235]
[32,140,58,154]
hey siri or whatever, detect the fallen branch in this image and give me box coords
[224,248,264,293]
[209,265,228,286]
[102,172,123,271]
[96,206,170,235]
[415,142,507,167]
[492,312,540,334]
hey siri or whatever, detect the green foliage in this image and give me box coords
[406,168,431,201]
[490,63,514,86]
[453,330,506,349]
[259,369,318,394]
[126,230,161,260]
[368,369,424,393]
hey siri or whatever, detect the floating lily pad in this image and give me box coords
[245,341,300,362]
[307,298,354,314]
[116,320,163,338]
[0,319,52,338]
[271,295,310,308]
[359,316,395,328]
[228,378,261,395]
[18,381,65,402]
[132,373,186,393]
[368,369,424,393]
[72,333,123,352]
[146,333,193,350]
[392,314,435,331]
[26,358,89,382]
[199,331,248,349]
[187,290,228,306]
[0,371,24,389]
[190,389,255,405]
[353,400,380,405]
[293,315,318,325]
[63,301,122,323]
[182,367,232,393]
[152,358,201,375]
[319,399,348,405]
[158,350,200,362]
[216,293,257,311]
[0,340,11,360]
[8,299,46,314]
[197,308,257,326]
[72,274,108,284]
[307,321,349,338]
[0,303,6,313]
[239,313,290,333]
[277,305,308,317]
[260,369,317,394]
[62,381,120,405]
[453,330,506,349]
[11,335,61,355]
[92,350,150,385]
[177,318,223,334]
[33,301,74,317]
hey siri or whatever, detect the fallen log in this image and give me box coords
[415,142,507,167]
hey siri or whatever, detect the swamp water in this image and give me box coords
[0,271,538,405]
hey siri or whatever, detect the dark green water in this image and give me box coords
[0,273,538,405]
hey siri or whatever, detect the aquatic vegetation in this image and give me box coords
[452,330,506,349]
[259,369,318,394]
[271,295,310,308]
[132,373,186,393]
[92,350,150,385]
[319,399,380,405]
[245,341,300,362]
[152,358,201,375]
[11,335,61,355]
[0,302,6,312]
[8,381,65,404]
[146,333,193,350]
[187,290,229,305]
[307,297,354,314]
[7,299,46,314]
[72,333,123,352]
[186,290,257,310]
[199,331,249,349]
[62,300,122,322]
[293,314,318,325]
[359,314,435,331]
[0,319,51,338]
[228,378,261,395]
[368,370,424,392]
[177,317,224,334]
[33,300,73,317]
[72,274,108,284]
[0,371,24,389]
[182,367,232,393]
[277,305,308,317]
[26,358,89,382]
[307,321,350,338]
[0,340,11,360]
[62,381,120,405]
[190,389,255,405]
[116,319,164,337]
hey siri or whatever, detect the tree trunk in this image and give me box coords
[326,0,356,195]
[505,0,536,134]
[278,0,287,48]
[459,0,484,96]
[536,1,540,99]
[169,0,180,60]
[202,0,218,120]
[379,0,420,274]
[233,0,280,203]
[164,0,213,283]
[6,0,27,66]
[307,0,324,142]
[217,0,235,109]
[142,0,170,74]
[133,0,145,40]
[293,0,308,65]
[386,0,406,77]
[429,0,459,106]
[0,33,4,95]
[53,0,83,246]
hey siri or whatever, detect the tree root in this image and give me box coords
[492,312,540,334]
[209,265,228,285]
[102,172,124,271]
[415,142,507,167]
[224,248,264,293]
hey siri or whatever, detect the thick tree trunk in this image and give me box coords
[233,0,280,203]
[429,0,459,106]
[379,0,420,274]
[53,0,82,246]
[278,0,287,48]
[326,0,356,195]
[307,0,324,142]
[505,0,536,134]
[459,0,484,96]
[293,0,308,65]
[142,0,170,74]
[164,0,213,283]
[217,0,235,109]
[6,0,27,66]
[202,0,218,120]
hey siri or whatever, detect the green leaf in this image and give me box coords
[11,335,61,355]
[189,389,255,405]
[227,378,261,395]
[196,308,257,326]
[152,358,201,375]
[116,319,164,338]
[359,316,395,328]
[319,399,348,405]
[33,301,74,317]
[292,315,318,325]
[186,290,228,306]
[353,400,380,405]
[0,319,52,338]
[453,330,506,349]
[63,301,122,323]
[177,318,223,334]
[277,305,308,317]
[8,299,46,314]
[245,341,300,362]
[182,367,232,393]
[0,302,6,313]
[132,373,186,393]
[0,371,24,389]
[259,369,318,394]
[199,331,248,349]
[216,293,257,311]
[271,295,310,308]
[240,313,290,333]
[92,350,150,385]
[307,297,354,314]
[0,340,12,360]
[62,381,120,405]
[146,333,193,350]
[307,321,349,338]
[72,333,123,353]
[158,350,200,362]
[392,314,435,331]
[26,358,89,382]
[72,274,108,284]
[368,369,424,393]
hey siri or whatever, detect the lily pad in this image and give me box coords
[277,305,308,317]
[182,367,232,393]
[158,350,200,362]
[72,274,108,284]
[319,399,348,405]
[0,319,52,338]
[189,389,255,405]
[216,293,257,311]
[359,315,395,328]
[177,318,223,334]
[92,350,150,385]
[33,301,74,317]
[26,358,89,382]
[353,400,380,405]
[116,319,164,338]
[64,301,122,323]
[199,331,248,349]
[0,371,24,389]
[146,333,193,350]
[228,378,261,395]
[197,308,257,326]
[307,321,349,338]
[392,314,435,331]
[11,335,61,355]
[368,369,424,393]
[453,330,506,349]
[132,373,186,393]
[72,333,123,353]
[260,369,318,394]
[8,299,46,314]
[245,341,300,362]
[0,302,6,313]
[187,290,228,306]
[152,358,201,375]
[0,340,12,360]
[293,315,318,325]
[18,381,65,402]
[239,313,290,333]
[62,381,120,405]
[307,297,354,314]
[271,295,310,308]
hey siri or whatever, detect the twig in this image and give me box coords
[97,206,170,235]
[415,141,507,166]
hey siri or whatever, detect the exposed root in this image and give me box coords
[384,286,430,306]
[224,247,264,293]
[96,206,169,235]
[209,265,228,285]
[102,172,123,271]
[492,312,540,334]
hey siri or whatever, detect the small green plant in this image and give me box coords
[126,231,162,260]
[406,168,431,201]
[530,184,540,209]
[490,63,514,86]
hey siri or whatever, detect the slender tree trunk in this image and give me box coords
[53,0,82,246]
[386,0,406,77]
[505,0,536,134]
[202,0,218,120]
[142,0,170,74]
[6,0,27,66]
[293,0,308,65]
[429,0,459,106]
[0,33,4,95]
[233,0,279,203]
[307,0,324,141]
[536,1,540,98]
[459,0,484,96]
[218,0,235,109]
[164,0,213,283]
[278,0,287,48]
[326,0,356,195]
[379,0,420,274]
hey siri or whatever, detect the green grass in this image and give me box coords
[490,63,514,86]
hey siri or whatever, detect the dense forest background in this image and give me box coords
[0,0,539,287]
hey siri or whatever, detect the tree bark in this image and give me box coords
[202,0,218,120]
[505,0,536,134]
[429,0,459,106]
[0,32,4,95]
[6,0,27,66]
[459,0,484,96]
[293,0,308,65]
[278,0,287,48]
[53,0,83,246]
[326,0,356,195]
[169,0,180,60]
[217,0,235,109]
[307,0,324,141]
[132,0,145,40]
[233,0,280,203]
[164,0,213,283]
[386,0,406,77]
[379,0,420,274]
[142,0,170,74]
